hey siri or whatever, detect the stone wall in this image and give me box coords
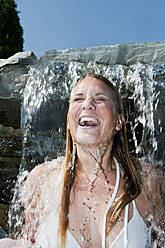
[40,41,165,65]
[0,52,37,235]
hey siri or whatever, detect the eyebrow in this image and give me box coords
[73,92,109,97]
[74,93,84,96]
[95,92,109,97]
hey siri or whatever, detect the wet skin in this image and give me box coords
[68,76,122,148]
[67,76,126,247]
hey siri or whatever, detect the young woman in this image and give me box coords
[0,74,164,247]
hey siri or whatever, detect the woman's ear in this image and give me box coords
[116,114,124,131]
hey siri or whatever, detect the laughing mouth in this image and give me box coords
[78,117,100,127]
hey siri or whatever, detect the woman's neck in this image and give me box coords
[76,142,113,181]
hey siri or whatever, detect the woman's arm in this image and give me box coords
[23,164,46,245]
[23,161,61,244]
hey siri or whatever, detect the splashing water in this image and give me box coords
[20,60,165,167]
[8,60,165,247]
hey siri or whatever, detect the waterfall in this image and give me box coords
[8,59,165,246]
[20,60,165,171]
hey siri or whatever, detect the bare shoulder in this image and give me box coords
[26,156,65,188]
[0,238,18,247]
[26,163,46,184]
[24,156,65,214]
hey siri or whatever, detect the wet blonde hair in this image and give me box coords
[58,74,142,247]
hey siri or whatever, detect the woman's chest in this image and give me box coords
[68,189,125,248]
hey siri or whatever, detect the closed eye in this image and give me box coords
[95,98,106,103]
[73,97,84,102]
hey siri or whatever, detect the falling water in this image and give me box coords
[20,60,165,166]
[8,60,165,246]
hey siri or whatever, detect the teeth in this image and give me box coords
[79,117,100,126]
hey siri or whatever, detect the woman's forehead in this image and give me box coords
[71,77,113,96]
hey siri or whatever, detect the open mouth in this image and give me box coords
[78,117,100,127]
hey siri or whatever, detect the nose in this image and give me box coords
[82,98,96,110]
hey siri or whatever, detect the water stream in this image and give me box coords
[9,60,165,247]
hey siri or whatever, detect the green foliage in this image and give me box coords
[0,0,24,59]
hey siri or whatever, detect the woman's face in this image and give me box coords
[68,76,122,147]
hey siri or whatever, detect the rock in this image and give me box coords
[0,125,21,138]
[0,125,21,204]
[39,41,165,65]
[0,225,7,238]
[0,52,31,211]
[0,51,29,206]
[0,51,37,68]
[0,99,21,128]
[0,64,29,99]
[0,204,9,234]
[0,156,21,204]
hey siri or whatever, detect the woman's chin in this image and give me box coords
[76,136,100,147]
